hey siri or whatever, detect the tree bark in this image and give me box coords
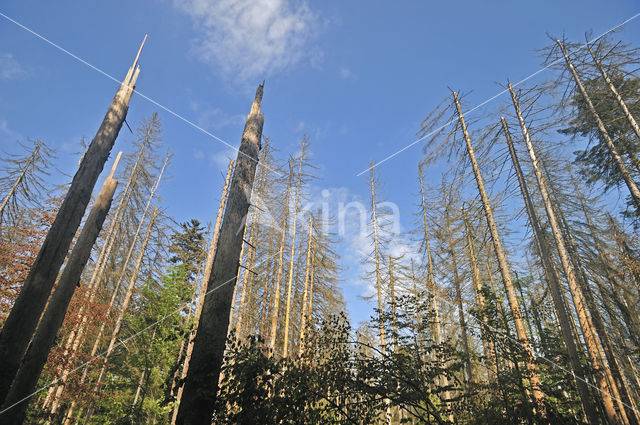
[175,83,264,425]
[0,38,144,404]
[443,191,473,384]
[283,140,306,357]
[501,116,598,424]
[268,161,293,354]
[298,213,313,356]
[508,84,619,424]
[417,165,454,423]
[452,91,547,418]
[170,158,234,425]
[0,157,120,425]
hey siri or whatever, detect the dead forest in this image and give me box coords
[0,32,639,425]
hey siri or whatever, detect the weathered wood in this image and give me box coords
[507,84,618,424]
[0,156,120,425]
[283,140,306,357]
[175,83,264,425]
[417,165,454,424]
[268,160,293,353]
[461,206,497,379]
[0,38,144,404]
[443,189,473,384]
[452,91,547,418]
[170,158,233,425]
[298,213,313,355]
[501,116,598,425]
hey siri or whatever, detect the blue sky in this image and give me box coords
[1,1,639,325]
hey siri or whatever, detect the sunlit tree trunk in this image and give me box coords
[0,38,145,403]
[501,116,597,424]
[508,83,619,424]
[170,158,234,425]
[268,160,293,354]
[298,213,313,356]
[175,84,264,425]
[452,91,546,418]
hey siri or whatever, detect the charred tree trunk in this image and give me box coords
[175,83,264,425]
[0,38,145,403]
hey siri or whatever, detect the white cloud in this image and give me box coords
[0,53,24,80]
[174,0,320,81]
[193,149,205,160]
[339,66,355,80]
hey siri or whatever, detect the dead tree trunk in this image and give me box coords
[462,206,497,379]
[283,141,306,357]
[43,134,150,411]
[175,83,264,425]
[0,38,145,403]
[388,256,399,351]
[452,91,547,418]
[50,154,166,418]
[418,165,454,424]
[268,161,293,354]
[501,116,598,424]
[298,213,313,356]
[508,84,619,424]
[369,165,387,353]
[575,181,640,425]
[0,156,121,425]
[557,40,640,210]
[170,158,234,425]
[443,190,473,385]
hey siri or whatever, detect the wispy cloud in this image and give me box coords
[0,53,25,80]
[174,0,321,81]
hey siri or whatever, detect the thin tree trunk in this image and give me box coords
[452,91,547,418]
[0,141,41,225]
[443,191,473,384]
[573,178,639,425]
[175,84,264,425]
[462,206,497,379]
[267,161,293,354]
[93,207,157,391]
[508,84,619,424]
[53,154,165,419]
[0,38,145,403]
[283,141,306,357]
[369,165,386,353]
[557,40,640,210]
[417,165,454,424]
[388,256,399,351]
[0,156,120,425]
[298,213,313,356]
[44,114,154,411]
[501,116,598,424]
[170,158,234,425]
